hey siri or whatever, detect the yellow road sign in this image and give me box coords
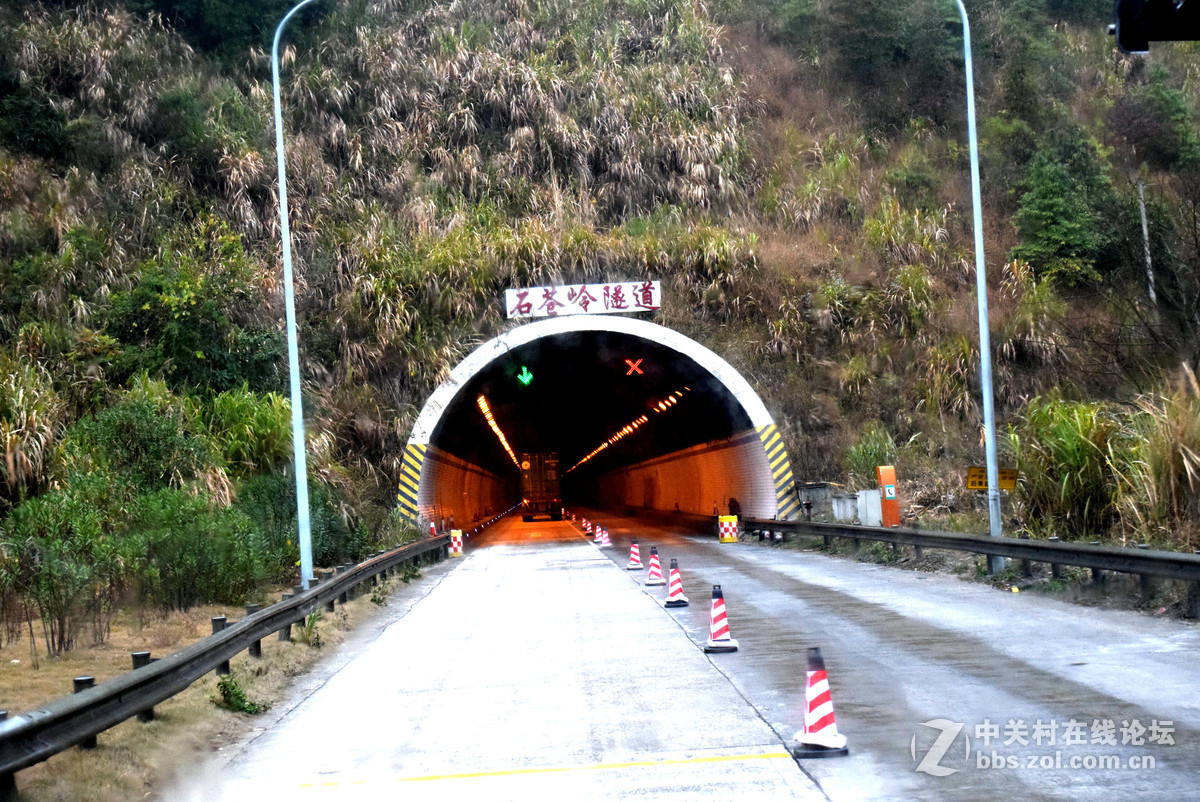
[965,466,1017,491]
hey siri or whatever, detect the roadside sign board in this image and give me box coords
[965,466,1018,491]
[505,281,661,319]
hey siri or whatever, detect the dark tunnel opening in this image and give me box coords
[400,318,794,529]
[428,330,754,508]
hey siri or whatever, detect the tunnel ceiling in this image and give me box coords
[429,330,753,481]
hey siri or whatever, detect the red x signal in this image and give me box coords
[625,359,644,375]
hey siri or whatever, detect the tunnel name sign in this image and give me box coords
[506,281,661,319]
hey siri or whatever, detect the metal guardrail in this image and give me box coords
[742,518,1200,616]
[0,534,452,791]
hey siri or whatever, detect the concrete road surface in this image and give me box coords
[175,511,1199,800]
[584,508,1200,800]
[175,519,824,801]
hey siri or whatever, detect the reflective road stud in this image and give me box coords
[718,515,739,543]
[645,546,665,586]
[449,530,464,557]
[791,647,849,758]
[664,559,689,607]
[626,542,643,570]
[703,585,739,653]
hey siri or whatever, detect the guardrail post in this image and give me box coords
[1048,537,1062,578]
[131,652,156,721]
[0,712,13,801]
[1089,542,1105,584]
[278,594,293,641]
[211,617,230,675]
[245,604,262,658]
[1136,544,1154,595]
[73,677,97,748]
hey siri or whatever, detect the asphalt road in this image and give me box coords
[176,511,1200,800]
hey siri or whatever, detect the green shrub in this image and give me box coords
[1010,128,1122,286]
[235,473,362,574]
[0,80,71,162]
[845,422,896,490]
[1118,368,1200,549]
[104,218,282,393]
[1108,67,1199,172]
[197,386,291,478]
[211,673,269,714]
[131,489,265,609]
[1006,394,1129,538]
[70,399,204,492]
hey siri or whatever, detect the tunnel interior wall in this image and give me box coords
[593,430,777,519]
[416,446,514,529]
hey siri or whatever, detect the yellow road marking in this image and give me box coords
[298,751,793,788]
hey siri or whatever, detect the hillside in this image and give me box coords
[2,0,1200,653]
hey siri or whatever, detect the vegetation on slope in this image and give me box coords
[2,0,1200,652]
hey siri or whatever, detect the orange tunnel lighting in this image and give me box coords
[477,395,519,466]
[565,388,692,473]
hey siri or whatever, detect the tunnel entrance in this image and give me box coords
[397,316,798,529]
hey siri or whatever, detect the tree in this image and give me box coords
[1011,128,1124,285]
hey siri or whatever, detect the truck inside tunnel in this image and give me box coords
[398,317,797,529]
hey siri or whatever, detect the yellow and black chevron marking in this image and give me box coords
[758,424,799,520]
[397,443,426,525]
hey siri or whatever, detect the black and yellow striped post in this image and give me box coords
[397,443,426,525]
[758,424,799,520]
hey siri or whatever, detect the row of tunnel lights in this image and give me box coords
[564,388,690,474]
[476,395,519,466]
[477,387,692,473]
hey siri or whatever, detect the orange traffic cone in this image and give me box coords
[626,542,643,570]
[645,547,665,586]
[703,585,738,653]
[663,559,689,607]
[594,523,604,544]
[791,647,849,758]
[428,521,437,538]
[598,527,612,548]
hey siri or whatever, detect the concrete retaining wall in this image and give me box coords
[594,430,776,519]
[416,446,513,529]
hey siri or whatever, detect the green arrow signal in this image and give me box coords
[517,366,533,385]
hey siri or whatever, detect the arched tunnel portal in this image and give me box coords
[397,316,799,529]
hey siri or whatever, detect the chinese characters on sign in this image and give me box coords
[505,281,661,319]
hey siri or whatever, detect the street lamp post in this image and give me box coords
[954,0,1005,573]
[272,0,322,589]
